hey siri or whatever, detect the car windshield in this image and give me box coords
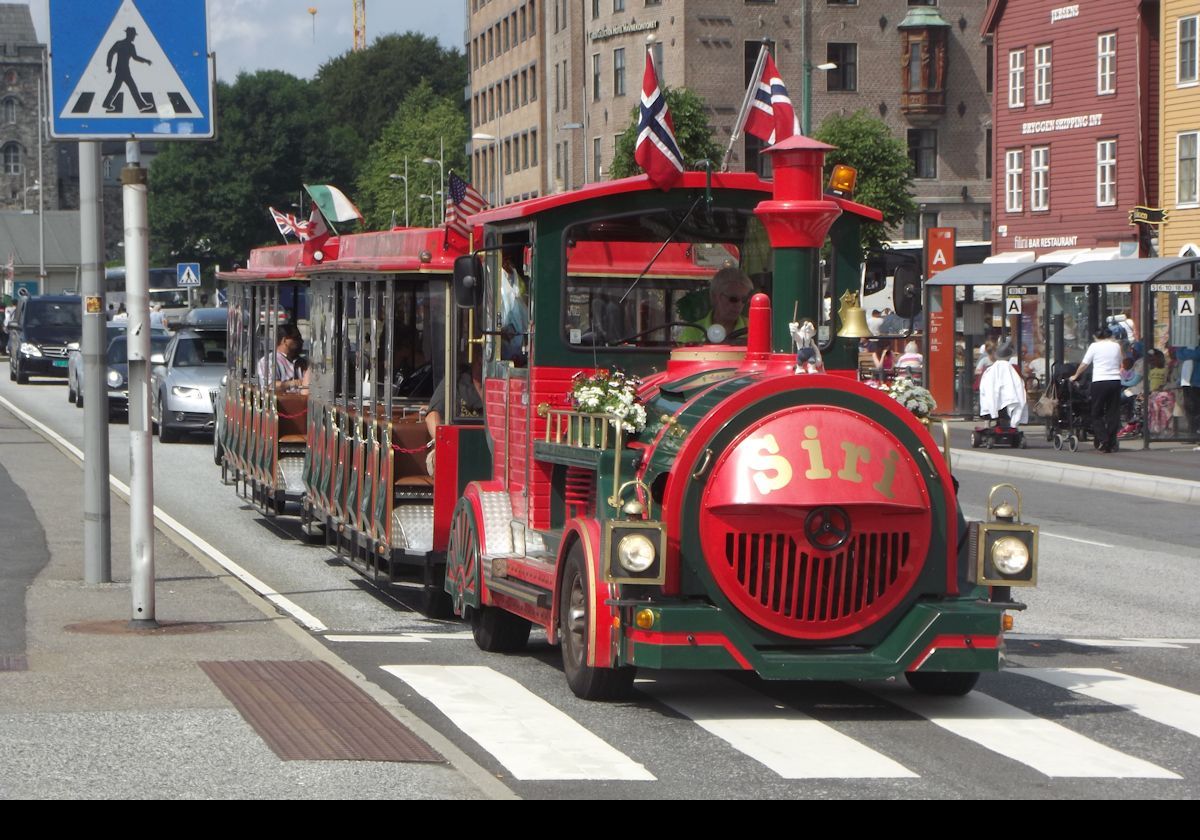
[24,301,82,329]
[107,335,170,364]
[173,332,227,366]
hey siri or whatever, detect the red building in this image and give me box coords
[984,0,1160,260]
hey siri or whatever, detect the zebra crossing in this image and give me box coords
[377,661,1196,784]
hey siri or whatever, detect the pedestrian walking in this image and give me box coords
[1071,327,1123,453]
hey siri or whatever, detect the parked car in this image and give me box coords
[150,326,227,443]
[96,333,171,420]
[7,295,82,383]
[67,324,169,405]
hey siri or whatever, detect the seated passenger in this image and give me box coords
[257,324,306,391]
[499,252,530,364]
[896,340,923,374]
[676,266,754,344]
[424,355,484,475]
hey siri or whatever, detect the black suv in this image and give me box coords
[7,295,82,383]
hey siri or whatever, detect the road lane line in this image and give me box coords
[382,665,655,781]
[1022,668,1200,739]
[325,634,431,643]
[1062,638,1187,649]
[1039,532,1115,548]
[876,686,1179,779]
[639,676,917,779]
[0,393,328,632]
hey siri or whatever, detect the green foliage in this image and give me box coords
[313,33,466,185]
[813,111,916,251]
[608,87,723,180]
[149,71,323,269]
[355,81,469,230]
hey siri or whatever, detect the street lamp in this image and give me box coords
[803,61,836,136]
[421,148,444,224]
[388,171,409,227]
[417,193,437,227]
[472,132,502,205]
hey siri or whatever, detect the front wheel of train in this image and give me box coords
[559,545,634,701]
[904,670,980,696]
[469,604,531,652]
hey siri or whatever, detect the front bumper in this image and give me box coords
[617,598,1007,680]
[17,354,70,378]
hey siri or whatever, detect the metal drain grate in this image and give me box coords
[200,659,443,762]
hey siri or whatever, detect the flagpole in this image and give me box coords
[723,43,769,172]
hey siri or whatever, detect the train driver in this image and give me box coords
[676,266,754,344]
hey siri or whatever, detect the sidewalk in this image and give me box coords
[0,403,504,800]
[944,420,1200,505]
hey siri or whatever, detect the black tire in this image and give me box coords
[469,604,531,653]
[1053,433,1063,450]
[419,584,455,620]
[67,381,76,403]
[75,389,84,408]
[7,360,13,381]
[14,360,27,384]
[970,431,981,448]
[559,545,635,701]
[905,670,980,696]
[158,402,180,443]
[212,426,224,465]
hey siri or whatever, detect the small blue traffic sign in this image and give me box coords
[48,0,214,140]
[177,262,201,287]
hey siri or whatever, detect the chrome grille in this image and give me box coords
[209,388,219,406]
[41,345,69,358]
[723,531,911,623]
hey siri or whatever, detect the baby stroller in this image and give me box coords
[1042,362,1091,452]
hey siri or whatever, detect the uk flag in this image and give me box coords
[744,52,800,145]
[634,49,683,190]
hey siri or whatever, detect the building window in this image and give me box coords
[554,63,560,112]
[1005,149,1023,212]
[2,98,15,123]
[520,6,527,39]
[1098,33,1116,95]
[593,53,601,101]
[908,129,936,179]
[593,136,602,179]
[1097,139,1117,206]
[1031,146,1049,211]
[827,43,857,91]
[1008,49,1025,108]
[1033,44,1051,104]
[827,0,857,5]
[529,0,536,35]
[531,129,538,166]
[613,47,626,96]
[614,0,625,10]
[985,128,992,180]
[986,44,993,94]
[3,142,20,175]
[1181,16,1198,85]
[592,0,600,19]
[1179,132,1199,207]
[522,69,529,105]
[529,63,536,100]
[902,211,939,240]
[651,41,664,85]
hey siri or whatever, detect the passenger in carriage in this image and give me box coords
[423,353,484,474]
[257,323,307,392]
[499,249,530,365]
[676,265,755,344]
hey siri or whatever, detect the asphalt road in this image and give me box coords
[3,371,1199,799]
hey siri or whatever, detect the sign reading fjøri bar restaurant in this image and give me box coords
[47,0,214,139]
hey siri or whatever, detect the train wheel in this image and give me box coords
[419,583,455,620]
[446,499,482,616]
[905,671,980,696]
[559,545,634,701]
[469,604,531,653]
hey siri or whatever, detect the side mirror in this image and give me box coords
[453,255,483,309]
[893,265,923,320]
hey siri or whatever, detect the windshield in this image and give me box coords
[24,301,82,329]
[173,332,227,366]
[107,335,170,364]
[562,207,771,352]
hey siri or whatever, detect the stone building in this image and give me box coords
[0,4,62,214]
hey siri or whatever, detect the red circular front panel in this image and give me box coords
[698,405,931,640]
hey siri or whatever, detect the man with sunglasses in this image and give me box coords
[677,266,755,344]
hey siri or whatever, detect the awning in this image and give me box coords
[982,251,1035,264]
[927,262,1067,287]
[1043,256,1200,285]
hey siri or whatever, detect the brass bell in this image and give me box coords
[837,290,872,339]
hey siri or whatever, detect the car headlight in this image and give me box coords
[617,533,656,573]
[171,385,203,399]
[19,342,42,357]
[991,536,1030,575]
[106,370,125,388]
[66,341,80,351]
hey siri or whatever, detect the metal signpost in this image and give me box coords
[49,0,215,626]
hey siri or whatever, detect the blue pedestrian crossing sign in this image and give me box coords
[48,0,214,140]
[177,263,201,288]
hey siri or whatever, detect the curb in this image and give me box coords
[952,448,1200,506]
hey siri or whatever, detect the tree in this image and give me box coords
[355,82,469,230]
[608,87,724,180]
[314,33,466,187]
[148,71,332,269]
[813,111,916,251]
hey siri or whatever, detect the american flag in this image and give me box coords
[445,172,487,241]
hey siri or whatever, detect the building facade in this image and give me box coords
[0,4,62,215]
[471,0,993,238]
[1160,0,1200,257]
[985,0,1160,260]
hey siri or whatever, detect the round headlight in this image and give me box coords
[992,536,1030,575]
[106,370,124,388]
[617,533,656,573]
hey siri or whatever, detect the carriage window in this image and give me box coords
[562,209,767,351]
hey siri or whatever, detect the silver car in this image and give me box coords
[67,325,168,410]
[150,328,227,443]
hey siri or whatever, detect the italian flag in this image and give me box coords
[304,184,363,223]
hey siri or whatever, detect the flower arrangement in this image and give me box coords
[886,376,937,419]
[570,369,647,434]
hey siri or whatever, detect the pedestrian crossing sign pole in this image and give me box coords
[47,0,214,139]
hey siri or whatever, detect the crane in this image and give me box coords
[353,0,366,51]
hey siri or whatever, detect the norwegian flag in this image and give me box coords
[743,52,800,145]
[634,48,683,190]
[445,171,488,242]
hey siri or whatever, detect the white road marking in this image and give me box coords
[382,665,655,781]
[877,687,1179,779]
[1022,668,1200,740]
[1063,638,1187,649]
[0,394,328,632]
[323,632,475,643]
[1039,532,1115,548]
[640,676,916,779]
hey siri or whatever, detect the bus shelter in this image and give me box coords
[924,261,1066,417]
[1044,256,1200,447]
